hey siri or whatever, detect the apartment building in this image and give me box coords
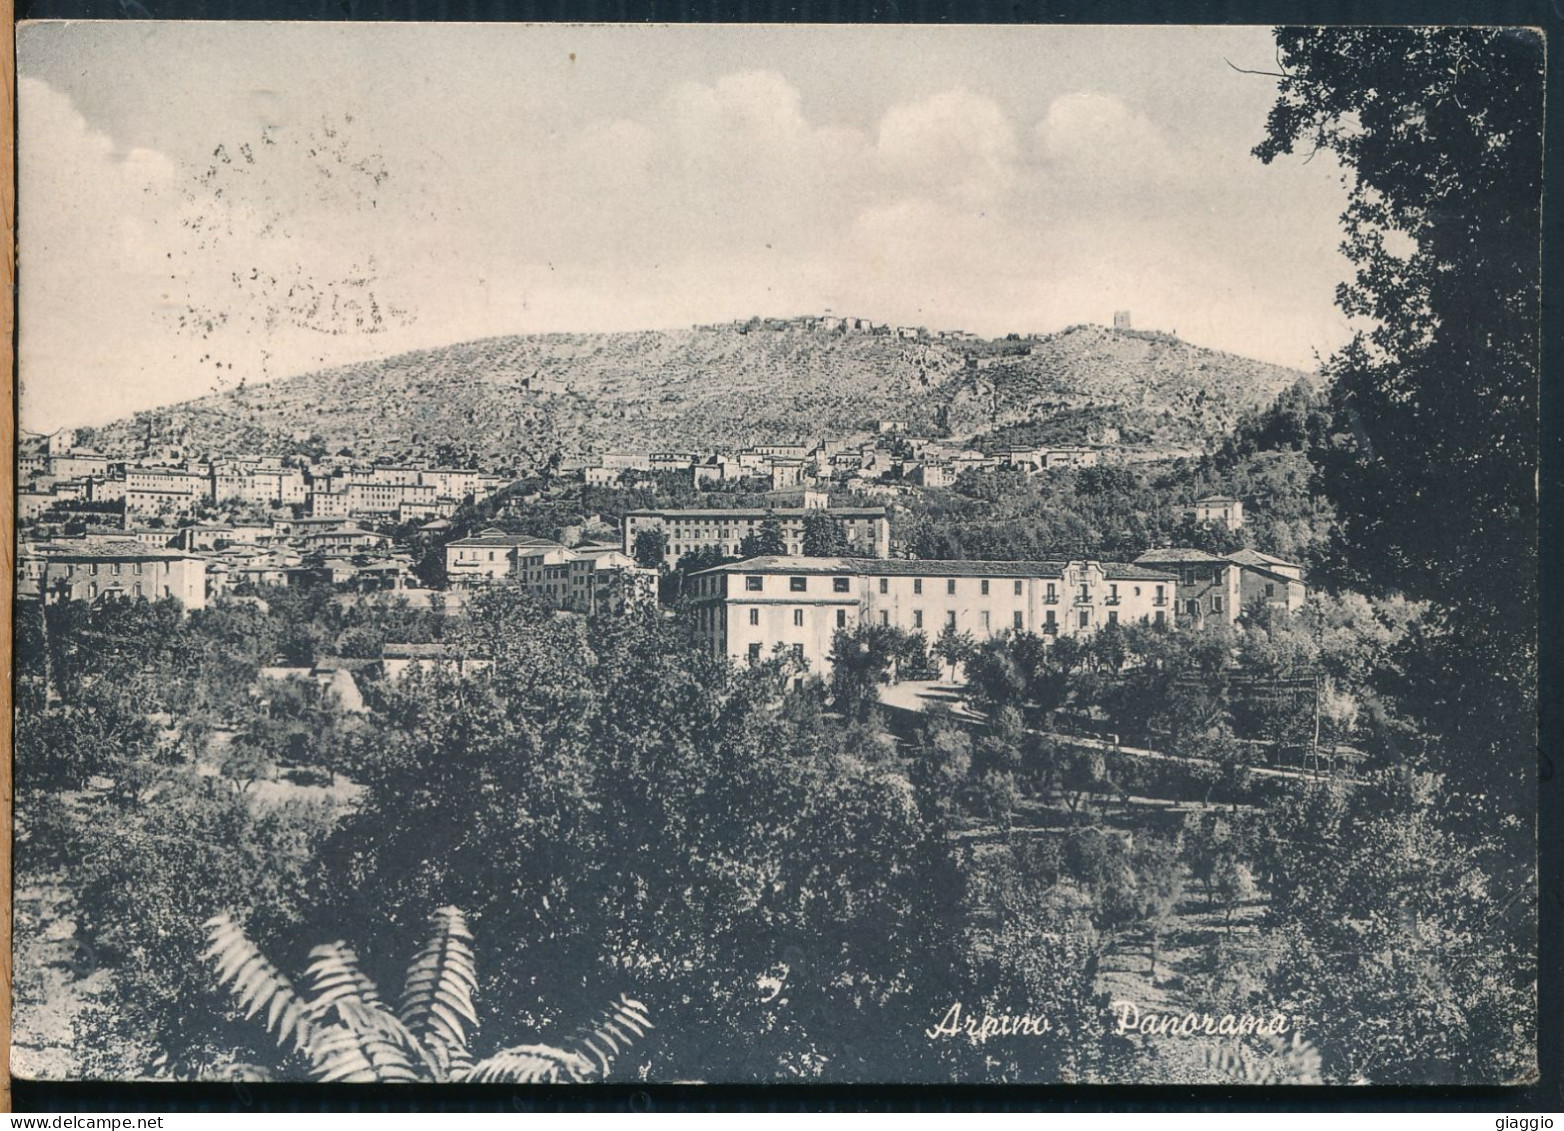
[1133,547,1305,624]
[212,463,309,508]
[514,544,658,615]
[124,468,212,515]
[1227,548,1307,614]
[687,555,1176,675]
[1133,548,1241,627]
[622,505,892,567]
[29,541,208,610]
[444,529,560,585]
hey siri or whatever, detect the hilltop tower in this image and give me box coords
[1113,310,1132,330]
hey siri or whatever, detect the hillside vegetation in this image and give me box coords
[89,322,1309,466]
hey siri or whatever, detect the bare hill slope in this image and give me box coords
[87,322,1310,466]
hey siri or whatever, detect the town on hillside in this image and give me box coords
[16,395,1303,690]
[13,20,1539,1093]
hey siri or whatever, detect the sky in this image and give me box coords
[17,22,1358,433]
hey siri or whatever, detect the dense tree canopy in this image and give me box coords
[1255,27,1542,810]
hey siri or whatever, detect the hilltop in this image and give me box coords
[84,321,1312,467]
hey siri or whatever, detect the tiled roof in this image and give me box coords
[1134,547,1228,564]
[1227,548,1300,570]
[626,506,887,520]
[1102,564,1181,581]
[448,533,559,548]
[32,539,199,562]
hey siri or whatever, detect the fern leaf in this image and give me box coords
[303,942,387,1018]
[460,1044,595,1084]
[398,906,479,1075]
[202,913,313,1055]
[309,1024,381,1083]
[300,942,432,1082]
[557,994,656,1081]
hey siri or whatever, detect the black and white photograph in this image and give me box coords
[10,22,1542,1087]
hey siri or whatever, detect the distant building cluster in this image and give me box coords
[14,427,515,614]
[16,378,1306,678]
[18,428,509,526]
[576,430,1102,499]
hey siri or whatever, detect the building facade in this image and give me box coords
[32,542,208,610]
[1184,495,1245,530]
[444,530,561,585]
[687,555,1176,675]
[623,506,891,568]
[1134,547,1306,625]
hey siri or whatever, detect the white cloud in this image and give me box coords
[875,87,1018,208]
[1034,91,1183,189]
[17,31,1357,432]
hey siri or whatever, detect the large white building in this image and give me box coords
[687,555,1176,675]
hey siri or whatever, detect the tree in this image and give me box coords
[739,517,788,558]
[631,528,669,570]
[931,624,976,683]
[829,625,919,719]
[204,907,653,1082]
[1254,28,1542,812]
[800,512,850,557]
[1131,833,1184,982]
[1261,774,1535,1083]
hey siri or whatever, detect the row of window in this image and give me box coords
[62,560,168,576]
[738,605,1172,636]
[741,575,1168,602]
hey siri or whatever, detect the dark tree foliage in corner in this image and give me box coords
[1255,28,1542,810]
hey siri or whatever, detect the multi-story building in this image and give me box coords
[687,555,1176,675]
[911,461,955,489]
[344,481,439,516]
[1042,447,1101,470]
[306,489,354,518]
[28,540,208,610]
[514,544,658,615]
[300,526,390,555]
[212,462,309,508]
[1134,547,1308,625]
[1133,548,1240,628]
[1183,495,1245,530]
[600,452,654,472]
[124,467,211,515]
[49,452,114,481]
[1227,548,1307,614]
[444,529,560,586]
[750,443,811,460]
[622,505,891,568]
[418,467,483,501]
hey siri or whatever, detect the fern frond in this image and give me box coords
[202,913,312,1055]
[561,994,656,1080]
[302,942,431,1082]
[398,906,479,1077]
[303,942,388,1018]
[460,1044,596,1084]
[307,1023,382,1084]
